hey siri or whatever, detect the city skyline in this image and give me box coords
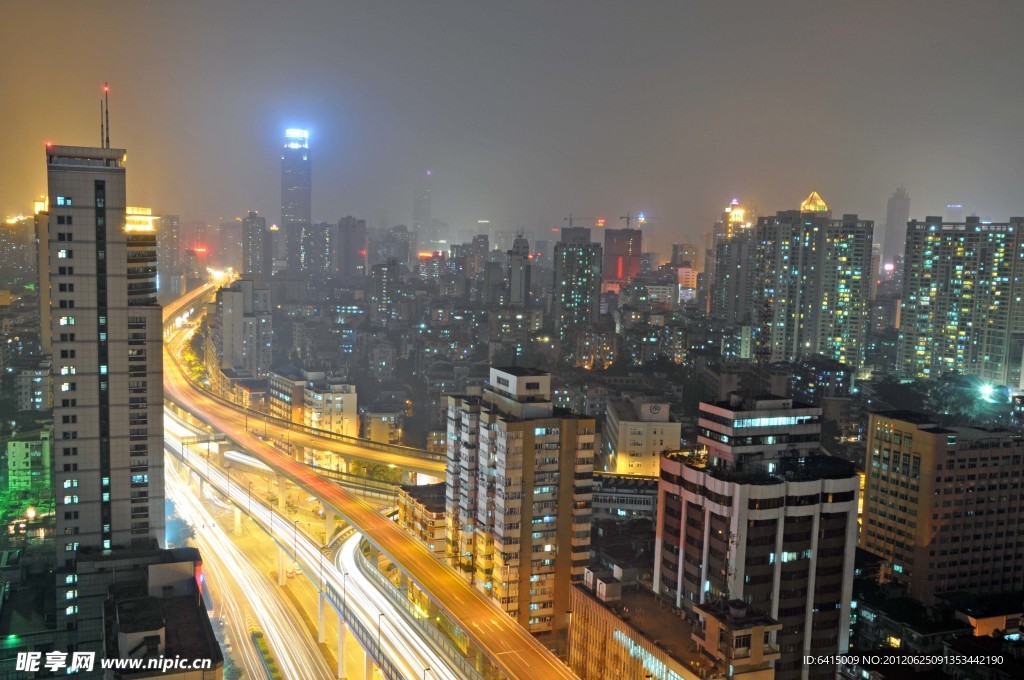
[3,2,1024,243]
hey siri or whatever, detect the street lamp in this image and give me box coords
[423,668,431,680]
[342,571,350,618]
[377,612,384,655]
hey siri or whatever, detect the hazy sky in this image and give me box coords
[3,1,1024,248]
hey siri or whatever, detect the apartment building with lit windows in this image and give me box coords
[445,367,595,636]
[861,410,1024,604]
[897,217,1024,386]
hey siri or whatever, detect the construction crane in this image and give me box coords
[620,212,652,229]
[564,214,606,229]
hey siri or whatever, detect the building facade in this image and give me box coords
[861,411,1024,603]
[553,227,602,340]
[897,217,1024,386]
[45,144,165,562]
[281,128,311,272]
[445,367,595,636]
[241,210,271,277]
[602,399,681,476]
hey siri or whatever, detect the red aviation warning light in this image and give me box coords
[596,218,606,228]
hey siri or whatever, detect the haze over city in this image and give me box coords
[4,0,1024,247]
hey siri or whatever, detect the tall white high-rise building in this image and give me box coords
[45,144,165,563]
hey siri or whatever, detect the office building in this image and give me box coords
[601,399,681,476]
[242,210,271,277]
[445,367,595,636]
[654,395,859,680]
[334,215,368,279]
[861,411,1024,604]
[44,144,165,563]
[602,228,642,291]
[553,227,602,340]
[897,216,1024,387]
[757,196,873,370]
[281,128,311,272]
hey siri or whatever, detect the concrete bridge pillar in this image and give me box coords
[337,614,347,679]
[364,649,374,680]
[325,510,336,546]
[275,474,286,509]
[233,507,242,535]
[318,592,326,643]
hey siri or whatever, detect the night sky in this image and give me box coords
[3,1,1024,248]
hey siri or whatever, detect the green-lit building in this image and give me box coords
[5,425,52,495]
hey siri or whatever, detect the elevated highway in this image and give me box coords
[162,285,576,680]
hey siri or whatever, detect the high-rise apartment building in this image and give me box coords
[207,279,272,378]
[242,210,271,277]
[370,258,400,325]
[654,395,858,680]
[898,216,1024,387]
[157,213,182,299]
[602,227,642,291]
[445,367,594,636]
[757,196,873,370]
[507,233,531,308]
[281,128,311,272]
[552,227,602,340]
[300,221,332,277]
[883,186,910,266]
[705,199,754,315]
[862,411,1024,604]
[334,215,368,279]
[44,144,165,561]
[671,242,703,271]
[710,220,758,325]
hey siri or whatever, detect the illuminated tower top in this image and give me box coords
[284,128,309,149]
[800,190,829,213]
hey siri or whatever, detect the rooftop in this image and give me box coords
[857,587,971,636]
[577,584,712,676]
[667,451,856,484]
[939,590,1024,619]
[491,365,549,377]
[400,482,446,514]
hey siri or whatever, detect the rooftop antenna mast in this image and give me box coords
[103,83,110,149]
[99,100,104,148]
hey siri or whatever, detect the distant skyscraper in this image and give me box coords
[157,213,182,299]
[757,193,874,370]
[44,144,165,562]
[334,215,368,279]
[670,242,703,270]
[370,258,400,325]
[945,202,965,223]
[218,216,243,270]
[506,233,531,307]
[602,228,642,291]
[281,128,311,272]
[710,218,757,325]
[413,170,434,246]
[242,211,271,277]
[898,216,1024,386]
[553,227,602,340]
[883,186,910,265]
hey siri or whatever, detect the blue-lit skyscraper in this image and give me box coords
[281,128,311,272]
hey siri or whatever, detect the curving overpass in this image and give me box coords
[163,282,445,477]
[162,284,576,680]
